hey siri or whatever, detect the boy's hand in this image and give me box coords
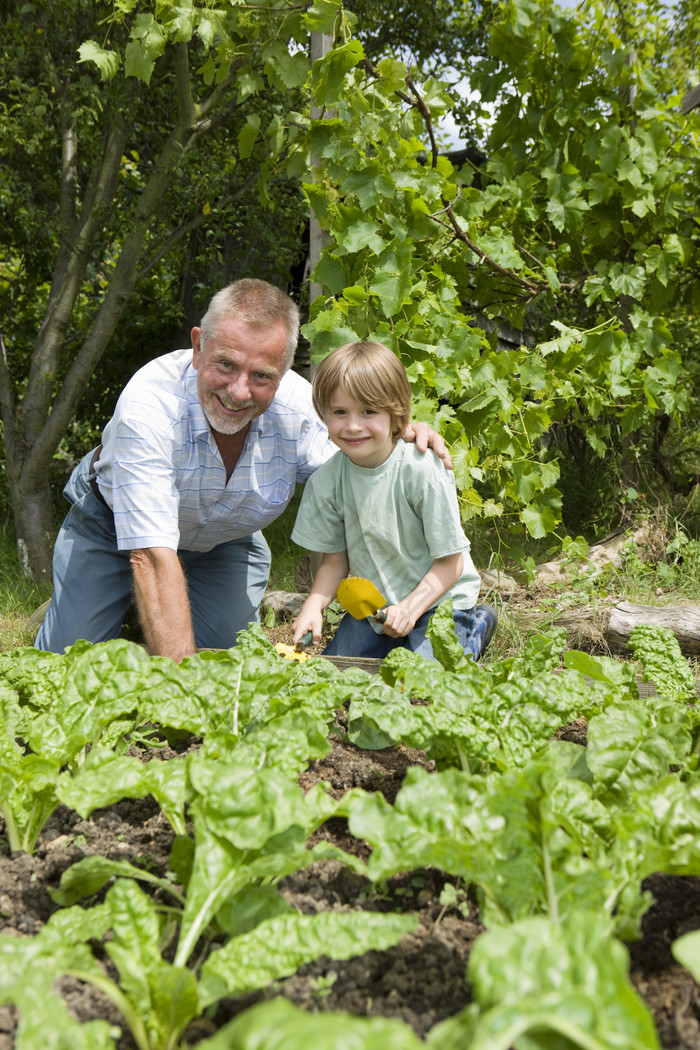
[292,607,323,646]
[380,603,417,638]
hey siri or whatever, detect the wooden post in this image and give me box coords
[681,85,700,114]
[308,32,333,376]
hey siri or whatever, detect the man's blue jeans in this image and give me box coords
[35,451,270,654]
[323,604,496,662]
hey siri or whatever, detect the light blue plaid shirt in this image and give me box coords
[94,349,335,552]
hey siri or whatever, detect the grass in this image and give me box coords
[4,504,700,663]
[262,485,309,592]
[0,524,52,651]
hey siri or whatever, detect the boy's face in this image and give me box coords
[326,385,395,468]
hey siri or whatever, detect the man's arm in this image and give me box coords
[129,547,195,661]
[403,422,453,470]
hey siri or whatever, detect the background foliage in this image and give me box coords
[0,0,698,578]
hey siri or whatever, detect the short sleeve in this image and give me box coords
[291,468,347,553]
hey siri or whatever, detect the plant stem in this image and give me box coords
[67,968,152,1050]
[0,804,21,855]
[541,831,560,926]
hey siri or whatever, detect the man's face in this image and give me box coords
[192,316,289,435]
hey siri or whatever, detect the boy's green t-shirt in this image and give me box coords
[291,440,481,628]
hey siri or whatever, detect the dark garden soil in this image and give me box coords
[2,610,700,1046]
[0,714,699,1048]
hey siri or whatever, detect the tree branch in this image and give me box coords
[133,171,260,283]
[438,199,543,296]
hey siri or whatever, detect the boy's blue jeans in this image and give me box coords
[323,604,496,662]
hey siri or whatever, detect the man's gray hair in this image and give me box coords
[199,279,300,369]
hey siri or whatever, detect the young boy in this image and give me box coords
[291,340,497,661]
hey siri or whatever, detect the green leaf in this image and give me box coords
[238,114,261,159]
[57,747,187,835]
[199,911,416,1003]
[303,0,342,34]
[672,929,700,981]
[77,41,121,80]
[310,41,365,108]
[431,912,659,1050]
[627,625,698,703]
[587,702,692,807]
[51,854,181,908]
[197,997,425,1050]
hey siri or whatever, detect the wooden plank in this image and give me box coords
[323,655,384,674]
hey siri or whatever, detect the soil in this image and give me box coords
[2,619,700,1046]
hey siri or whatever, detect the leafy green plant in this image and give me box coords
[1,753,414,1050]
[192,913,659,1050]
[347,608,612,772]
[0,640,154,853]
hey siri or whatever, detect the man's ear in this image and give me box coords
[191,327,203,367]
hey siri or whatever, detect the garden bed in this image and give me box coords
[1,710,699,1049]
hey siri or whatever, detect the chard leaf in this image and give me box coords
[196,996,424,1049]
[28,640,150,762]
[628,624,698,703]
[0,645,82,711]
[199,911,416,1004]
[563,649,639,699]
[56,746,187,835]
[621,773,700,876]
[486,627,568,681]
[104,878,199,1047]
[215,884,293,938]
[104,879,162,1017]
[188,756,338,851]
[0,926,115,1049]
[346,758,639,929]
[137,646,302,736]
[426,598,470,670]
[12,1002,116,1050]
[359,653,605,773]
[213,707,332,773]
[672,929,700,981]
[175,815,259,968]
[0,690,63,851]
[51,855,182,907]
[587,701,692,807]
[430,912,659,1050]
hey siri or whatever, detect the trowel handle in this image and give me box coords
[295,630,314,651]
[372,609,387,624]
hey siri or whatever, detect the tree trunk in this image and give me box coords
[10,473,56,581]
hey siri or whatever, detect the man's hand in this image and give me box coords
[403,421,452,470]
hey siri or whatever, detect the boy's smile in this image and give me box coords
[326,386,395,467]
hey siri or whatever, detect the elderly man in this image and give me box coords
[35,279,450,660]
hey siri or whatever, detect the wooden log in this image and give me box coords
[606,602,700,656]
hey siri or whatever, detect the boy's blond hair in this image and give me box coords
[312,341,412,440]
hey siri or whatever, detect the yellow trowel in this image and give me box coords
[336,576,388,623]
[275,629,313,662]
